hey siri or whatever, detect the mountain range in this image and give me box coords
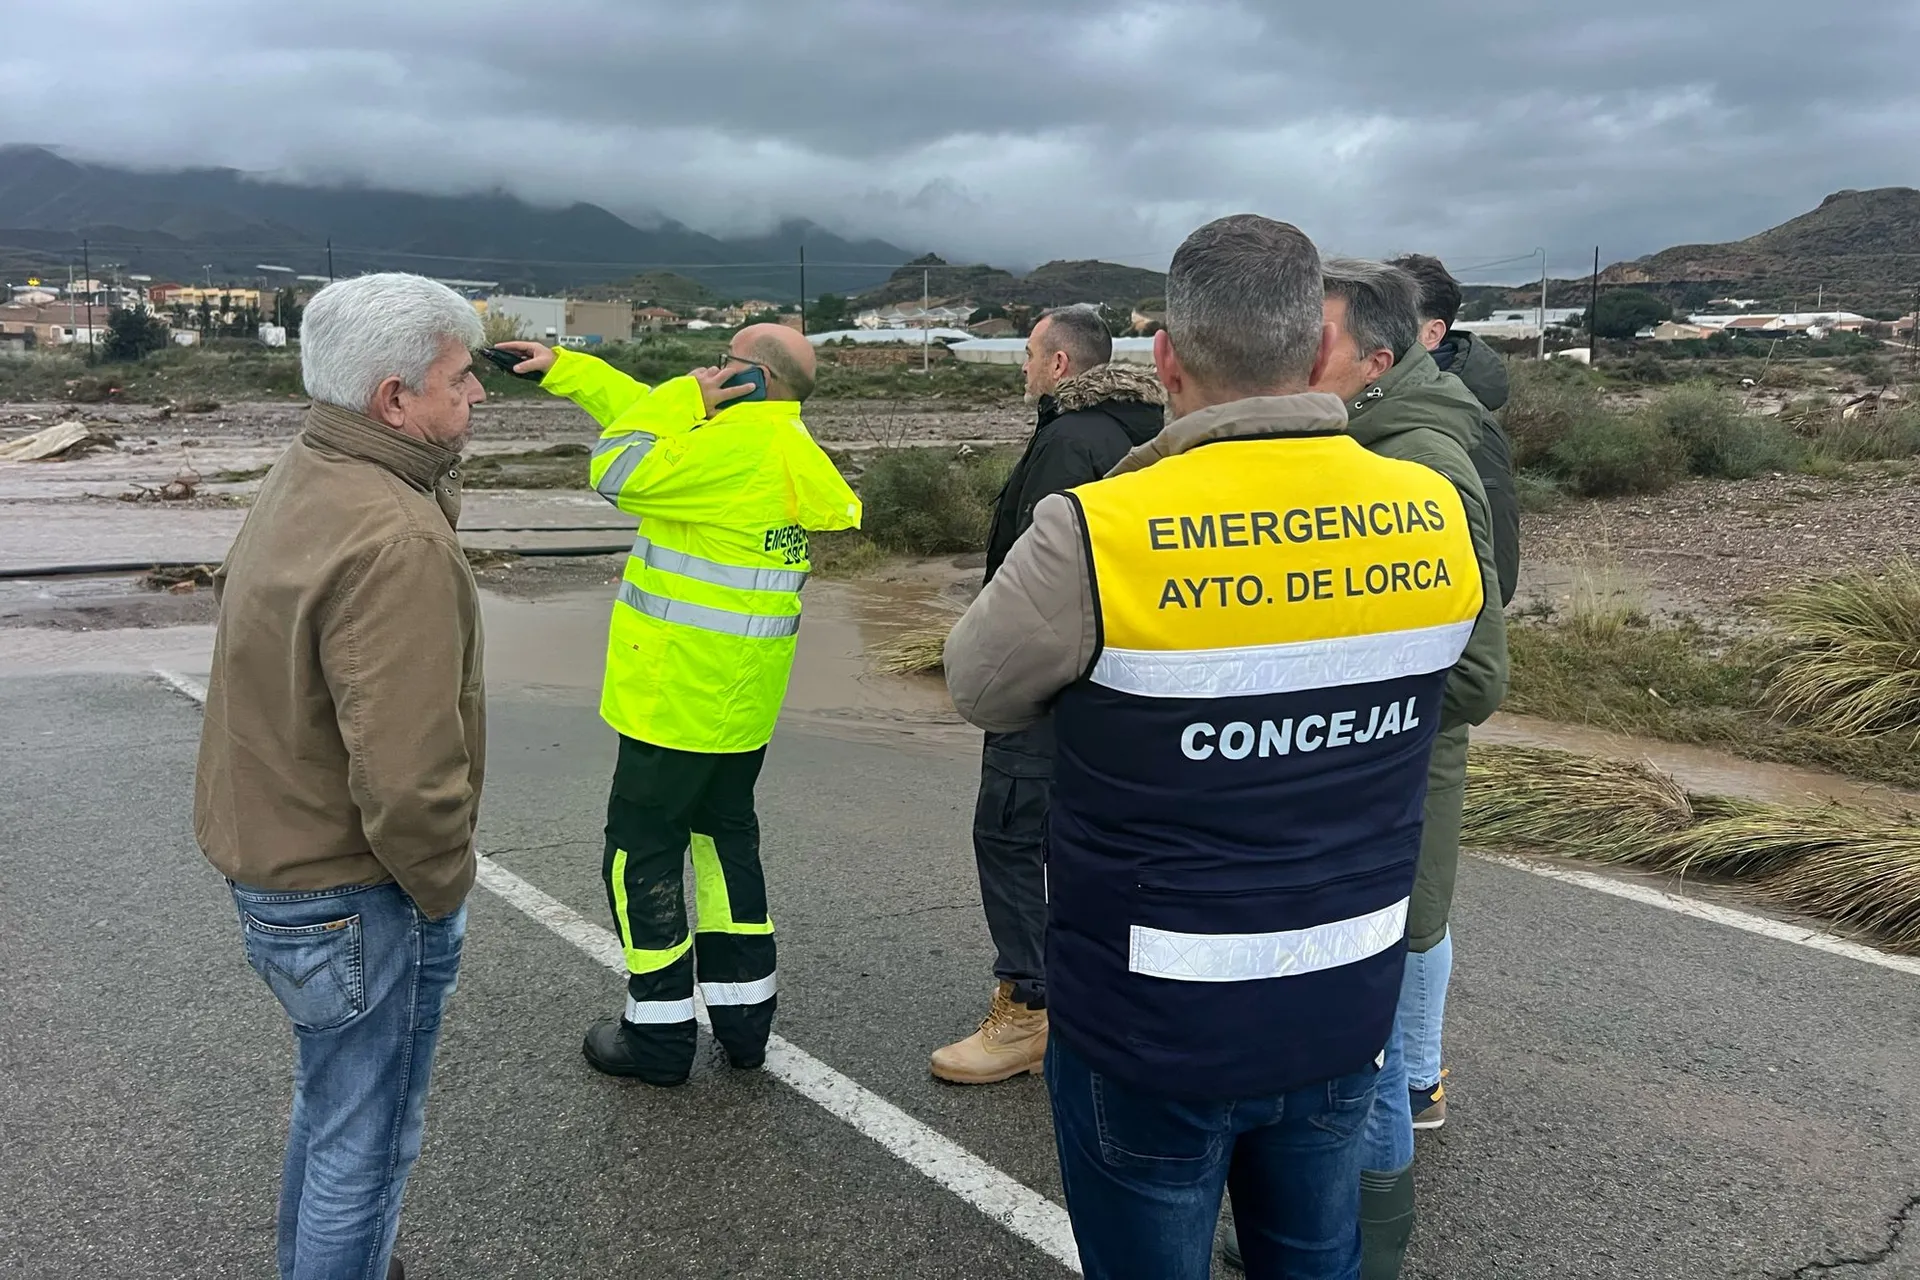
[1599,187,1920,314]
[0,145,914,300]
[853,255,1168,312]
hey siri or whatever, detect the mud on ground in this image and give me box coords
[1516,460,1920,624]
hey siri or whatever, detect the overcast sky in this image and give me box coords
[7,1,1917,280]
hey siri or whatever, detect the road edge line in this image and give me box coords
[153,668,1083,1274]
[1473,851,1920,979]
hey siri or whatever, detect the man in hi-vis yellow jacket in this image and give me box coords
[497,327,860,1084]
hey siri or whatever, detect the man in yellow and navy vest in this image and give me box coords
[496,327,860,1085]
[945,216,1506,1280]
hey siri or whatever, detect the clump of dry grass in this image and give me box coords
[1464,745,1693,859]
[1762,559,1920,742]
[871,624,953,675]
[1466,741,1920,952]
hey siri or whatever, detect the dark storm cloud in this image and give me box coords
[5,0,1916,278]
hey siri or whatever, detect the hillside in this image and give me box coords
[857,254,1166,310]
[1602,187,1920,313]
[0,146,913,299]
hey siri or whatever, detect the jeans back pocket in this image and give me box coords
[242,913,366,1032]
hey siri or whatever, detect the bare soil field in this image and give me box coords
[1516,460,1920,623]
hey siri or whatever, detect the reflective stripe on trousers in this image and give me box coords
[615,580,800,638]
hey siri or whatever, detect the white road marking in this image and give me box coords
[155,670,208,703]
[1473,852,1920,979]
[153,669,1083,1274]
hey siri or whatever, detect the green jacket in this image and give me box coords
[1343,345,1511,951]
[1438,331,1520,606]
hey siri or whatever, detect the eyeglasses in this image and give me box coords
[718,354,773,373]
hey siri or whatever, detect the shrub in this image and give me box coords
[1547,412,1686,496]
[1805,404,1920,463]
[1501,359,1609,469]
[1640,382,1804,479]
[1763,559,1920,740]
[1512,470,1565,512]
[857,447,1014,554]
[1624,351,1671,384]
[1847,353,1892,384]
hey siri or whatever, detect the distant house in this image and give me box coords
[1647,321,1717,341]
[1707,297,1759,310]
[636,306,682,332]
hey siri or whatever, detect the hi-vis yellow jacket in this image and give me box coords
[542,348,861,753]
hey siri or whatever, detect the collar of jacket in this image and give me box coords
[302,402,465,526]
[1105,391,1348,478]
[1038,362,1168,422]
[1346,342,1442,418]
[707,399,806,428]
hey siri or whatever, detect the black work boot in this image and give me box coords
[386,1258,405,1280]
[1360,1164,1416,1280]
[582,1018,693,1086]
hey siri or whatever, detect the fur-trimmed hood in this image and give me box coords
[1045,362,1167,415]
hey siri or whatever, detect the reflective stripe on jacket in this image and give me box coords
[1047,430,1483,1100]
[543,349,861,752]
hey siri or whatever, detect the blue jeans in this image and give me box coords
[1399,929,1452,1092]
[1047,1035,1377,1280]
[231,880,467,1280]
[1361,1006,1412,1175]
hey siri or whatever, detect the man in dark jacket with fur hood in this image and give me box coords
[931,305,1165,1085]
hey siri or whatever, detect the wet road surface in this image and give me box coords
[4,591,1920,1278]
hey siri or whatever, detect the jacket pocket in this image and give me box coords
[242,913,365,1032]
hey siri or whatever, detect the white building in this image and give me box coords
[484,295,568,341]
[951,337,1155,366]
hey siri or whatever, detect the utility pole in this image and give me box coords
[922,267,930,375]
[326,239,335,283]
[1589,246,1601,364]
[82,238,94,363]
[1535,247,1547,361]
[798,244,806,335]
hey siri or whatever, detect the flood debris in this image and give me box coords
[872,624,953,675]
[140,564,218,592]
[0,421,119,462]
[119,468,204,502]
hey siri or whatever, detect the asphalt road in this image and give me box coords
[4,672,1919,1278]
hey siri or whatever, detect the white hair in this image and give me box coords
[300,273,485,412]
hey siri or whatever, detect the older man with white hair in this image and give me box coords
[195,272,489,1280]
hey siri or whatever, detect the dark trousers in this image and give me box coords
[1049,1036,1376,1280]
[603,735,774,1076]
[972,727,1052,1009]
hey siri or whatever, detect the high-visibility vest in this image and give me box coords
[545,350,861,753]
[1046,430,1483,1100]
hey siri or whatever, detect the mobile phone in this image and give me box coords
[718,365,768,403]
[480,346,544,382]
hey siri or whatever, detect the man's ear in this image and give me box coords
[1368,347,1398,384]
[1152,329,1183,397]
[1306,321,1339,389]
[1420,318,1448,351]
[368,375,408,427]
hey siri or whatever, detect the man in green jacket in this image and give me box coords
[1391,254,1519,608]
[1223,258,1510,1277]
[1326,257,1510,1274]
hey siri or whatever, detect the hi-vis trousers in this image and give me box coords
[603,735,776,1077]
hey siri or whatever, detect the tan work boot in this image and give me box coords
[930,981,1048,1084]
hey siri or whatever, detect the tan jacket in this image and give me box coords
[946,391,1505,733]
[194,403,486,919]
